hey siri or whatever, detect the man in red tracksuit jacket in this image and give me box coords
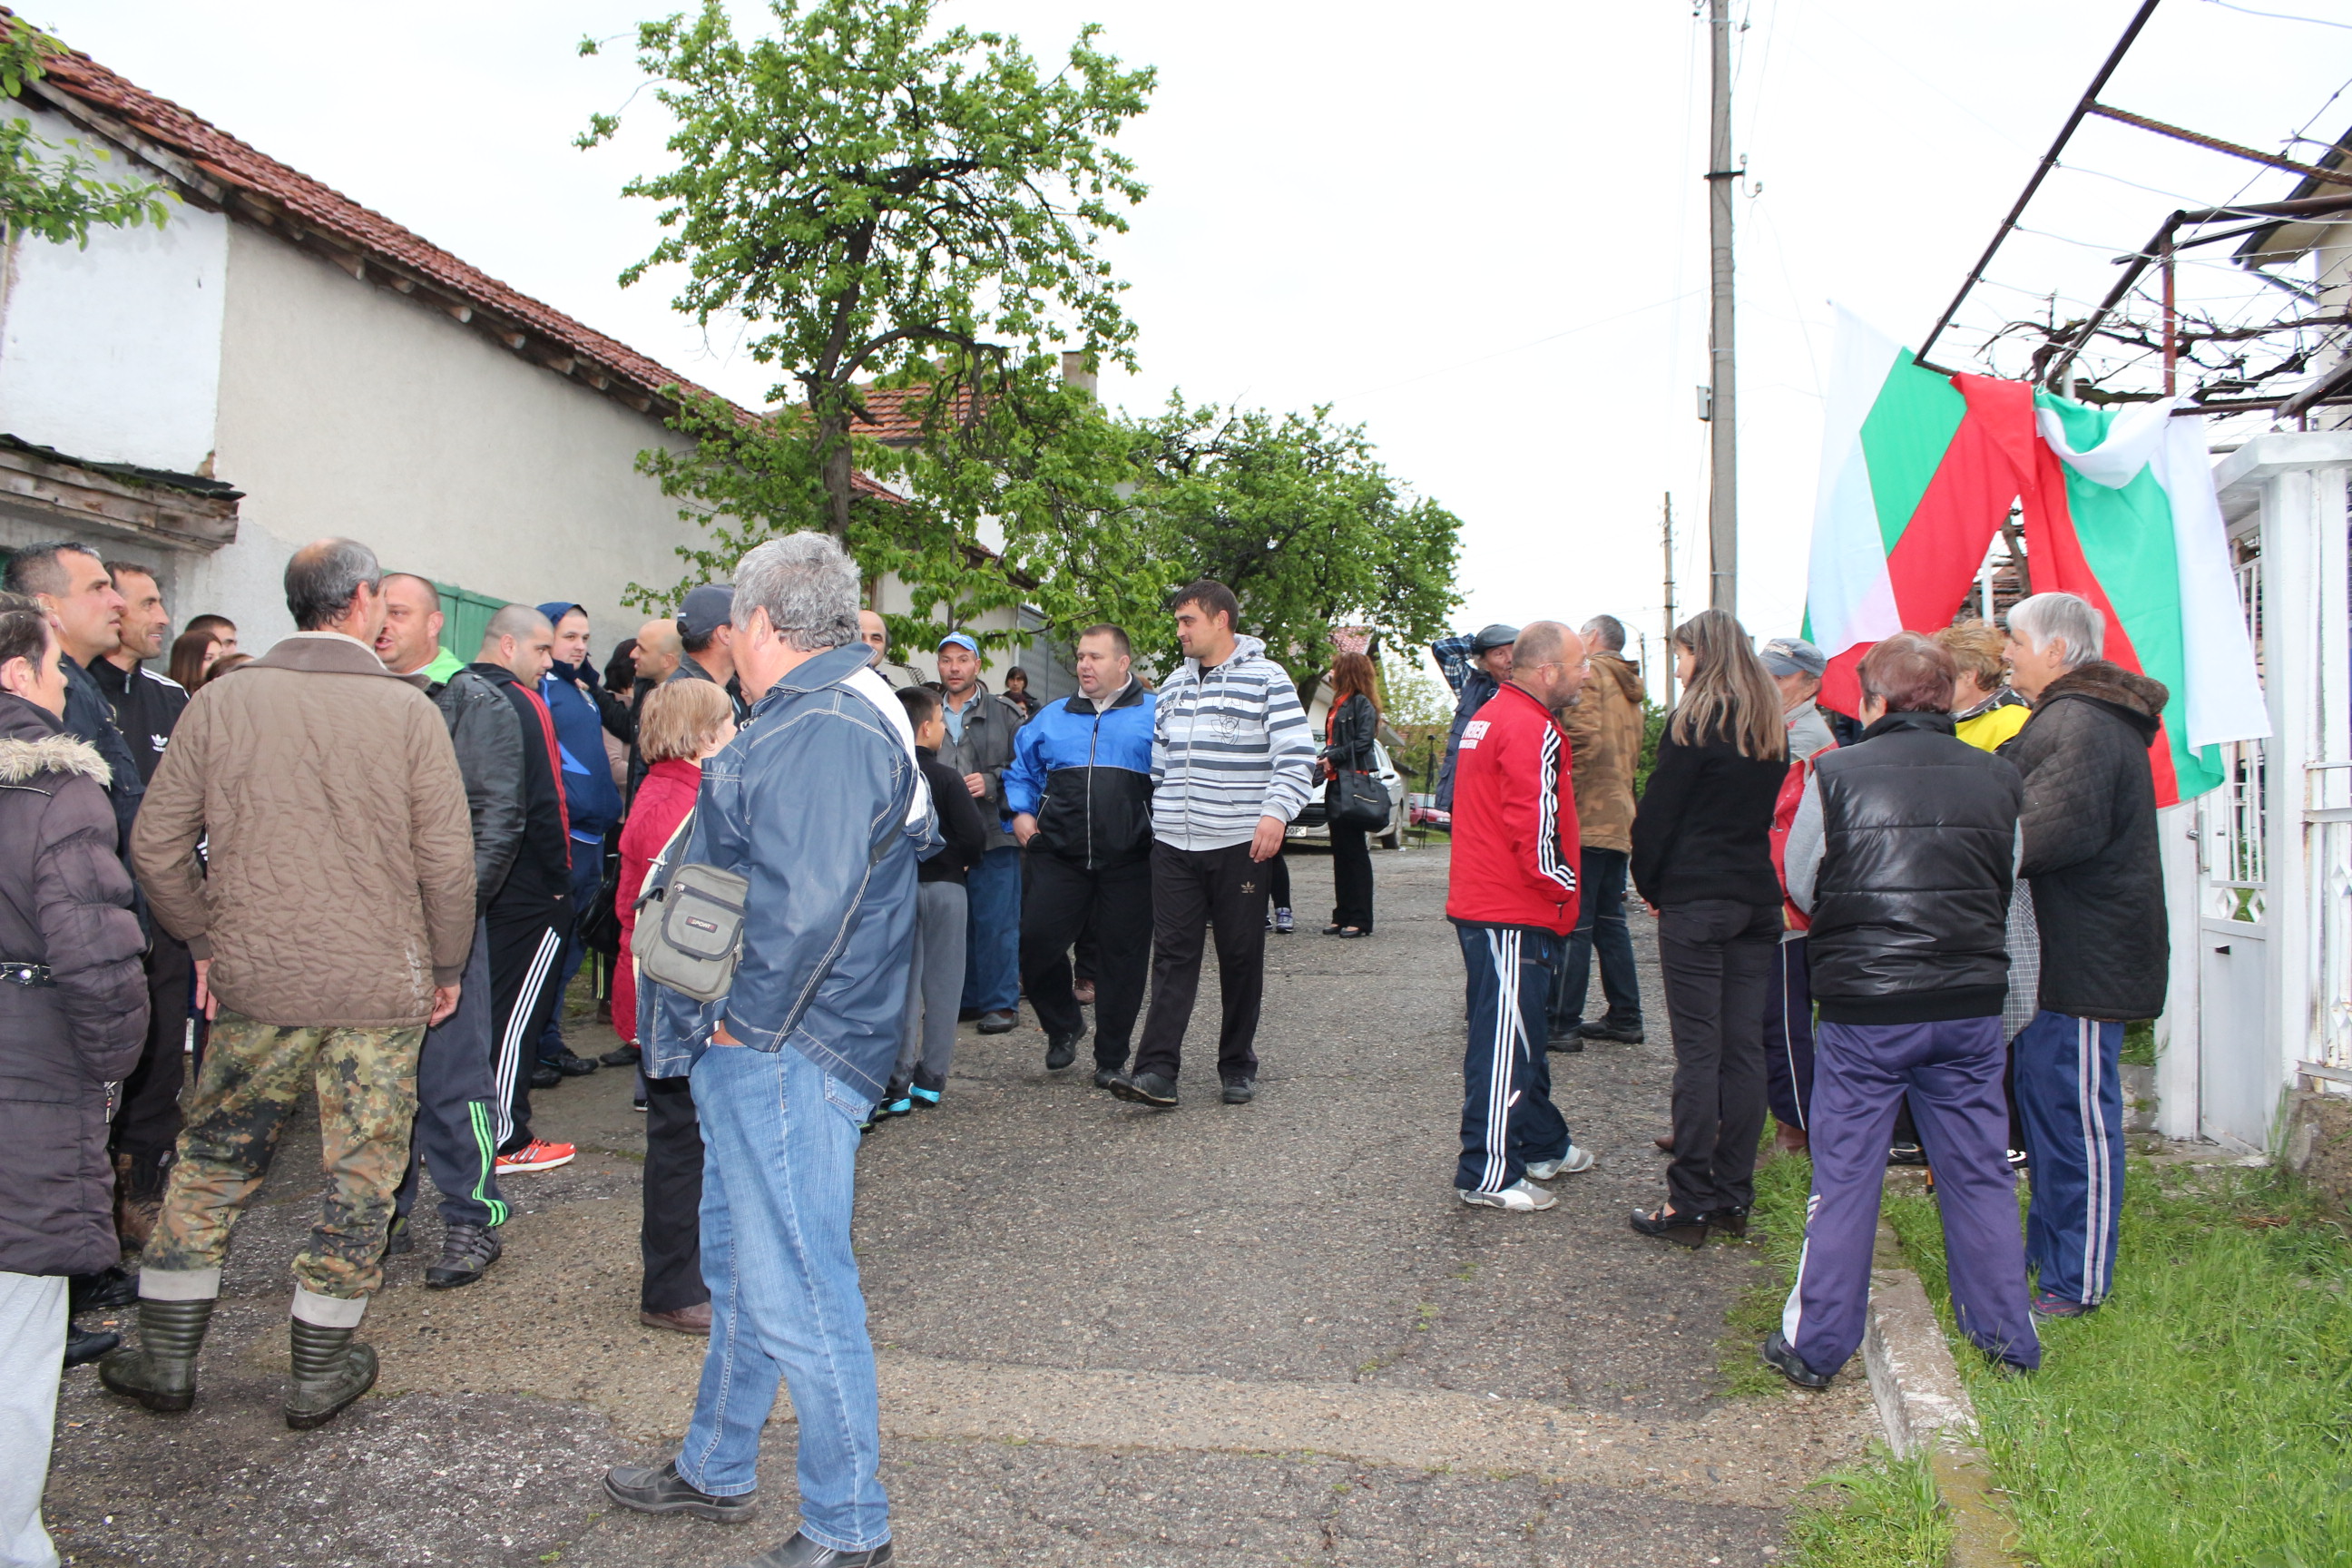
[1446,621,1597,1211]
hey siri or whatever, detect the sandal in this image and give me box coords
[1629,1202,1710,1249]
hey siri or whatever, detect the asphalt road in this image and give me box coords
[51,844,1871,1567]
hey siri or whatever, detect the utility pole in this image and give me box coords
[1704,0,1739,612]
[1661,491,1679,709]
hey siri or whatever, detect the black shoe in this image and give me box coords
[1577,1020,1646,1044]
[1107,1070,1178,1109]
[70,1267,137,1314]
[729,1530,896,1567]
[544,1049,600,1078]
[65,1325,120,1368]
[599,1044,642,1067]
[1093,1066,1123,1089]
[529,1063,563,1090]
[1760,1331,1833,1390]
[603,1459,760,1524]
[424,1222,502,1289]
[1544,1028,1585,1053]
[1710,1206,1750,1239]
[1888,1142,1928,1166]
[1044,1031,1083,1071]
[1221,1077,1256,1104]
[382,1216,416,1258]
[976,1010,1017,1034]
[1629,1203,1710,1249]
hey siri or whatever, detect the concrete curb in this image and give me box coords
[1862,1228,2016,1568]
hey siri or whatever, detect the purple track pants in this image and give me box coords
[1781,1016,2040,1379]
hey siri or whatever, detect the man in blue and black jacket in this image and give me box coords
[1004,623,1156,1082]
[533,601,634,1078]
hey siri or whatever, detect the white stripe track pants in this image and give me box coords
[1455,922,1571,1193]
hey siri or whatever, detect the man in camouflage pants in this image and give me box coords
[107,541,475,1430]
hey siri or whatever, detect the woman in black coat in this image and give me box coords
[1628,608,1788,1246]
[0,601,149,1565]
[1320,652,1383,936]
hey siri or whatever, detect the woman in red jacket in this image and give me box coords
[614,677,734,1334]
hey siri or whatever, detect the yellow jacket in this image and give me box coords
[1955,691,2031,752]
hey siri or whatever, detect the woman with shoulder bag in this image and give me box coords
[1320,651,1384,937]
[1628,609,1789,1247]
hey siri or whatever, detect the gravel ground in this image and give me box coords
[49,844,1870,1566]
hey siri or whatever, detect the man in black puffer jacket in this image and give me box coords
[0,600,149,1566]
[2000,592,2167,1319]
[1766,632,2037,1391]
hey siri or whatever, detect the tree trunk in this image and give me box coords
[818,411,853,538]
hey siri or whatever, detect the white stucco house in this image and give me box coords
[0,38,1024,671]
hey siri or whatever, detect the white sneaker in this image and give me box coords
[1457,1180,1557,1211]
[1524,1145,1595,1181]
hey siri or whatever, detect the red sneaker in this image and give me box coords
[495,1138,576,1173]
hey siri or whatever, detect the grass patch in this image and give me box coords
[1882,1161,2352,1567]
[1781,1447,1955,1568]
[1715,1139,1815,1396]
[2120,1017,2156,1066]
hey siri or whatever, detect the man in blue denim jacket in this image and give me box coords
[607,532,930,1568]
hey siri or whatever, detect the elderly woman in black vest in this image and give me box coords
[0,596,149,1566]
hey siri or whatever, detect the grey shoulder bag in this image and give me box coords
[633,810,748,1004]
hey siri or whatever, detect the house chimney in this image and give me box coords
[1060,349,1097,398]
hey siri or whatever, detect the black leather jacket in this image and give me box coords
[1321,691,1378,775]
[1797,710,2022,1024]
[428,668,527,916]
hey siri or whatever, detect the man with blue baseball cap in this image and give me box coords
[933,632,1028,1034]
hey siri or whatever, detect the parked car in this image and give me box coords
[1287,739,1408,850]
[1406,791,1450,830]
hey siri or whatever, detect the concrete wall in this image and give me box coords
[0,104,228,473]
[186,222,701,657]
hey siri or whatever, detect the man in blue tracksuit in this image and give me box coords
[534,602,634,1076]
[1004,623,1156,1083]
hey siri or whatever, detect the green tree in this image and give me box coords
[0,21,172,247]
[1127,397,1463,701]
[580,0,1153,545]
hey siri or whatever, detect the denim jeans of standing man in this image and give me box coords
[1550,847,1641,1035]
[675,1042,887,1555]
[959,845,1022,1016]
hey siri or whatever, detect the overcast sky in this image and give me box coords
[34,0,2352,684]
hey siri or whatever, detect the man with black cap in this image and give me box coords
[629,584,744,800]
[1432,623,1518,815]
[1759,635,1836,1152]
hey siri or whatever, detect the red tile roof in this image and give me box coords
[15,15,894,502]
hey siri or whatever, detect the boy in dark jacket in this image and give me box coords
[0,603,150,1566]
[877,684,989,1118]
[1445,622,1592,1211]
[2000,593,2168,1318]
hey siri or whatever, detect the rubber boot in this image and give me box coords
[97,1297,214,1413]
[285,1318,378,1431]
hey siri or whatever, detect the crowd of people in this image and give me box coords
[0,524,2164,1566]
[1435,597,2162,1399]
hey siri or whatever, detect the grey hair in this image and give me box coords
[734,533,859,652]
[1581,613,1627,654]
[2,540,100,598]
[2006,592,2103,669]
[478,603,553,654]
[284,538,383,631]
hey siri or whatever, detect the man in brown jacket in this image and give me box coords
[104,539,475,1433]
[1549,613,1647,1048]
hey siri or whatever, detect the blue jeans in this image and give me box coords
[678,1044,887,1553]
[538,841,603,1059]
[958,844,1022,1014]
[1550,848,1641,1031]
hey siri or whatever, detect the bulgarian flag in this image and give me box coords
[2014,392,2269,804]
[1801,310,2018,717]
[1800,310,2267,806]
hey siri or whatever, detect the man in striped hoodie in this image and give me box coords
[1108,582,1317,1111]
